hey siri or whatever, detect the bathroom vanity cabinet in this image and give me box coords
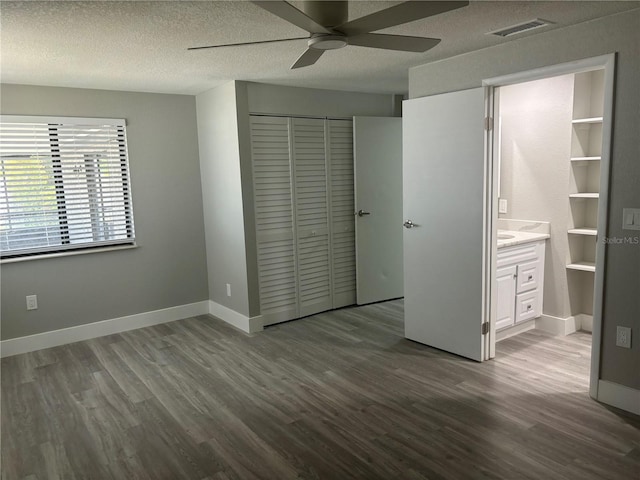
[496,240,546,331]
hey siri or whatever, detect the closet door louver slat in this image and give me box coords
[292,118,333,317]
[250,116,298,325]
[327,119,356,308]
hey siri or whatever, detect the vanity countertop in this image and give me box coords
[498,230,550,248]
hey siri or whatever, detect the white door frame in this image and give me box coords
[482,54,616,399]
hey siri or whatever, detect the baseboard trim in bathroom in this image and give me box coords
[496,319,535,342]
[535,314,580,336]
[577,314,593,333]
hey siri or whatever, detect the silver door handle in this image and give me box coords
[403,220,419,229]
[357,209,371,217]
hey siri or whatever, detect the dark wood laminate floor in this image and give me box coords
[2,300,639,480]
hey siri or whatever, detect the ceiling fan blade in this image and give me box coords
[188,36,308,51]
[337,1,469,36]
[252,1,331,34]
[291,48,325,69]
[348,33,440,52]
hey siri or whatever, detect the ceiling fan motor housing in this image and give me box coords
[309,34,348,50]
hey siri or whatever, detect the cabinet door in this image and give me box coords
[327,119,356,308]
[251,116,298,325]
[292,118,333,317]
[496,265,517,331]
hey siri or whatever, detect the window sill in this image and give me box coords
[1,244,138,264]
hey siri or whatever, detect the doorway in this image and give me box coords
[353,116,404,306]
[485,55,615,397]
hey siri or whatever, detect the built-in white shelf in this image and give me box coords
[567,261,596,273]
[567,70,603,319]
[568,228,597,236]
[572,116,603,125]
[569,193,599,199]
[570,156,601,162]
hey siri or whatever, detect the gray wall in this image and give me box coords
[408,9,640,389]
[498,74,575,319]
[235,83,260,317]
[196,81,252,317]
[245,82,397,117]
[1,84,209,340]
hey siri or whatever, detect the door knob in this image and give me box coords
[357,209,371,217]
[403,220,418,229]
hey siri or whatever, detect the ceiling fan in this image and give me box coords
[189,1,469,69]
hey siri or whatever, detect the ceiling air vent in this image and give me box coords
[489,19,553,37]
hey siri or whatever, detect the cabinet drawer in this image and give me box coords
[515,290,540,323]
[497,241,540,268]
[517,260,540,293]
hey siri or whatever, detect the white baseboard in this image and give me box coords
[0,301,210,358]
[597,380,640,415]
[577,313,593,332]
[535,314,580,336]
[535,313,594,336]
[209,301,263,334]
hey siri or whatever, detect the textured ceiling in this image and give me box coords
[1,1,638,95]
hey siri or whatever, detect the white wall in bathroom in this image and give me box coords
[498,74,575,319]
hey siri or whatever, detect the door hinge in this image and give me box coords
[481,322,490,335]
[484,117,494,131]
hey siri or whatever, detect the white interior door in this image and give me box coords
[403,88,489,361]
[354,117,403,305]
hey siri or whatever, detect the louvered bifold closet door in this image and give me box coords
[327,119,356,308]
[291,118,333,317]
[250,116,298,326]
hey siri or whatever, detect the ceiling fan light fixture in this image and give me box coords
[309,35,348,50]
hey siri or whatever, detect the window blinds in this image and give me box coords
[0,116,135,258]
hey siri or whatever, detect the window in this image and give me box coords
[0,116,135,259]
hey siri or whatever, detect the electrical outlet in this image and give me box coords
[226,283,231,297]
[26,295,38,311]
[616,326,631,349]
[622,208,640,230]
[498,198,508,214]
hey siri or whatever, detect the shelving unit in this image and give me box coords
[566,69,605,330]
